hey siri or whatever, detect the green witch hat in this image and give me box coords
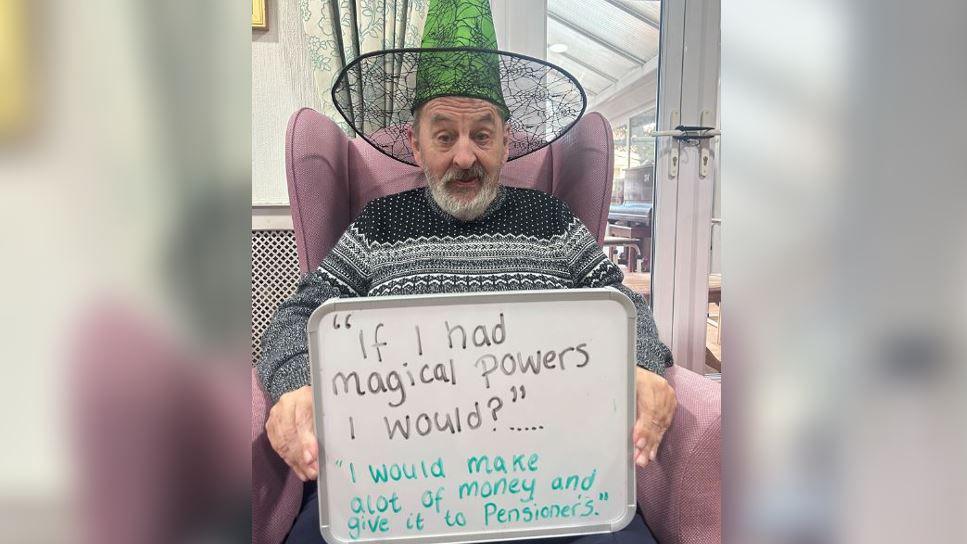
[332,0,586,166]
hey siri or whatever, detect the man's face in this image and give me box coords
[409,97,510,220]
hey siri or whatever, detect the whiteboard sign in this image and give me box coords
[307,289,638,543]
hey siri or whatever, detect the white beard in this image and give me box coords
[426,165,501,221]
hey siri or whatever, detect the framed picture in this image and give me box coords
[0,0,27,138]
[252,0,267,30]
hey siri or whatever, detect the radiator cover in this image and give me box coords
[251,229,300,365]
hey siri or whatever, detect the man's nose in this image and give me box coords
[452,136,477,170]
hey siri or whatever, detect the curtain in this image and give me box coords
[301,0,429,133]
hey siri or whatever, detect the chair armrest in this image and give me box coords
[252,368,304,544]
[636,366,721,544]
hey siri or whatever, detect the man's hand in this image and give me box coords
[266,385,318,481]
[633,368,676,468]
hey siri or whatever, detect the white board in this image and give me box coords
[307,289,638,543]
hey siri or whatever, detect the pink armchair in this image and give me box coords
[252,108,721,544]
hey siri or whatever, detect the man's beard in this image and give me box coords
[425,163,501,221]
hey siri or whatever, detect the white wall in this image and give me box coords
[252,0,324,206]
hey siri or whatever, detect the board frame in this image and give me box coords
[307,288,639,543]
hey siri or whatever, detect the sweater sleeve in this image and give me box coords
[559,207,673,375]
[256,219,374,403]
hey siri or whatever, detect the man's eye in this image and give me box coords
[436,133,453,144]
[474,133,492,143]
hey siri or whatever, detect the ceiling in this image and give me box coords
[546,0,661,108]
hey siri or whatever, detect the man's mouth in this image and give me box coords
[450,177,480,187]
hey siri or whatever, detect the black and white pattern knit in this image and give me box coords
[258,186,672,402]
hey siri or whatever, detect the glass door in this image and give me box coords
[650,0,721,375]
[545,0,722,374]
[536,0,721,375]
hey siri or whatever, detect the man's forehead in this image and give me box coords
[422,97,501,123]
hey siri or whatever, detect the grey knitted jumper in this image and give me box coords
[258,186,672,402]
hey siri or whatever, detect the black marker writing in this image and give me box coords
[357,324,387,362]
[332,361,458,407]
[383,402,483,439]
[445,313,506,350]
[474,342,592,388]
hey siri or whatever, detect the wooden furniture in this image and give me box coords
[623,271,721,301]
[607,203,653,271]
[707,273,722,304]
[624,272,723,372]
[602,224,642,271]
[603,223,651,272]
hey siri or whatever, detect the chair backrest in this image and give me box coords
[285,108,614,273]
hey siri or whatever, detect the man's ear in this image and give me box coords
[408,125,423,167]
[502,122,511,163]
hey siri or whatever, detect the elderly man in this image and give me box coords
[258,1,675,542]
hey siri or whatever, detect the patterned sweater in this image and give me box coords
[258,186,672,402]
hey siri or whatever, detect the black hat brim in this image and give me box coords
[331,47,588,166]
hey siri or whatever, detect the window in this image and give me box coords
[545,0,661,211]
